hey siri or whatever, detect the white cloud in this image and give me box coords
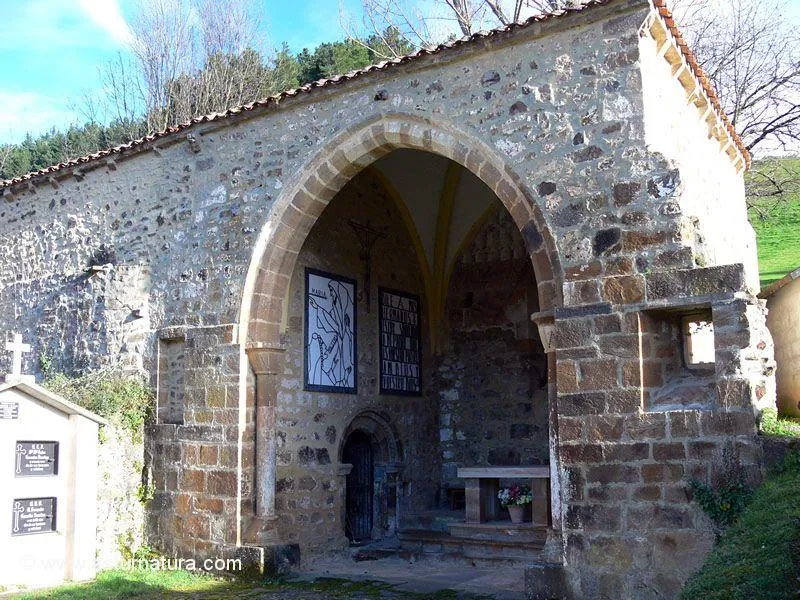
[0,0,134,50]
[77,0,135,46]
[0,91,79,145]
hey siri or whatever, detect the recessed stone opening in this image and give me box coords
[682,311,715,372]
[157,337,185,425]
[641,310,716,411]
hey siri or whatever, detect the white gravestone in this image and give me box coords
[0,335,107,587]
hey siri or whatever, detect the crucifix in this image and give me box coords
[6,333,31,382]
[15,444,26,475]
[349,219,386,313]
[12,501,24,534]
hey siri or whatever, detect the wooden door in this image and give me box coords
[343,431,373,543]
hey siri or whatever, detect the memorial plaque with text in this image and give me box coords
[15,441,59,477]
[379,288,422,396]
[11,497,57,536]
[0,401,19,419]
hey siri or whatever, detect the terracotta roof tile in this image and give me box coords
[0,0,748,191]
[651,0,750,168]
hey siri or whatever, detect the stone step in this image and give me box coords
[350,536,402,561]
[398,528,546,563]
[400,509,465,533]
[448,521,548,545]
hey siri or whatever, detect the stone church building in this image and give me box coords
[0,0,776,597]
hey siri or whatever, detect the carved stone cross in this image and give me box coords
[5,333,31,381]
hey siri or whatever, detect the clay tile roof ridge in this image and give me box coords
[651,0,750,169]
[1,0,745,190]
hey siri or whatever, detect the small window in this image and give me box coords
[682,313,715,371]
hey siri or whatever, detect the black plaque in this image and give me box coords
[11,497,57,536]
[15,441,59,477]
[0,401,19,419]
[379,288,422,396]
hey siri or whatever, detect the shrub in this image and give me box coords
[43,369,154,440]
[760,407,800,438]
[688,443,752,534]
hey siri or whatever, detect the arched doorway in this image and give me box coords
[339,411,404,545]
[342,430,374,543]
[240,115,564,553]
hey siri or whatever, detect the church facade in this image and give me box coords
[0,0,776,597]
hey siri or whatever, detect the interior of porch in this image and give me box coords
[273,148,554,564]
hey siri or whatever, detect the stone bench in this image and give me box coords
[457,467,550,526]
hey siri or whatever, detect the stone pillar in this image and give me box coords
[533,311,561,532]
[244,344,284,544]
[336,464,352,540]
[386,463,402,533]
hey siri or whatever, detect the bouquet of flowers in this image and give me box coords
[497,485,532,507]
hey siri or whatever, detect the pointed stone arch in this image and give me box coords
[238,112,563,347]
[239,112,566,545]
[339,410,404,468]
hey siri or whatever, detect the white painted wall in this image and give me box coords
[639,34,760,292]
[766,276,800,417]
[0,387,99,587]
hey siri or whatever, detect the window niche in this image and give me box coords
[157,337,186,425]
[640,309,716,411]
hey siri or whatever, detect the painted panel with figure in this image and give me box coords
[304,268,357,393]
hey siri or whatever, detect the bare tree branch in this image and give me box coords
[344,0,571,57]
[0,144,12,176]
[671,0,800,157]
[97,0,271,137]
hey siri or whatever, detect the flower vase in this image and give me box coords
[507,504,525,524]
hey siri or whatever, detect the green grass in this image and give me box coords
[681,452,800,599]
[9,570,486,599]
[760,408,800,438]
[747,158,800,288]
[10,568,250,599]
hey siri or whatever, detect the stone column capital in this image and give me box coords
[531,310,555,353]
[246,344,286,375]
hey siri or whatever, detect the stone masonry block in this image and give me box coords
[554,318,594,349]
[646,264,745,302]
[700,411,756,436]
[627,505,693,530]
[641,463,684,484]
[585,464,639,485]
[559,392,605,416]
[624,413,666,440]
[579,359,619,391]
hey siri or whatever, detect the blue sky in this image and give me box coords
[2,1,797,147]
[0,0,363,144]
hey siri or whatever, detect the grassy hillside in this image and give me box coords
[747,158,800,288]
[681,452,800,599]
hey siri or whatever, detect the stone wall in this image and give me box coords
[96,423,147,569]
[143,323,242,560]
[555,265,773,598]
[438,207,549,491]
[273,168,439,552]
[639,25,759,291]
[0,1,776,597]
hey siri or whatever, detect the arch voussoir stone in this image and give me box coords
[242,114,563,347]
